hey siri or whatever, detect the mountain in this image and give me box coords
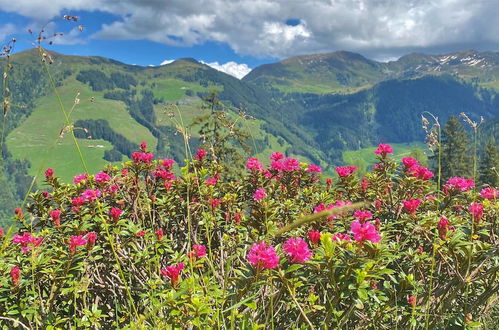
[243,49,499,94]
[1,48,499,223]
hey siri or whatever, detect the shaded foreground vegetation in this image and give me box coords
[0,143,497,328]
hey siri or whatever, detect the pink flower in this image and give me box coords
[82,189,101,201]
[45,168,54,180]
[194,149,207,161]
[350,220,381,243]
[107,184,119,195]
[270,160,286,171]
[161,263,185,286]
[253,188,267,201]
[402,157,419,169]
[140,141,147,152]
[246,157,263,171]
[438,217,451,239]
[336,166,357,178]
[307,164,322,173]
[412,166,434,181]
[95,171,111,183]
[270,152,284,161]
[109,207,122,222]
[445,177,475,192]
[210,199,222,209]
[205,177,218,186]
[374,143,393,157]
[361,177,369,192]
[354,210,372,222]
[0,228,3,237]
[284,157,300,172]
[283,237,312,264]
[73,173,88,184]
[50,209,61,228]
[408,296,416,307]
[69,235,87,254]
[402,199,422,216]
[308,230,321,247]
[13,232,43,253]
[469,203,484,222]
[14,207,23,219]
[332,233,351,242]
[156,228,164,241]
[86,232,97,248]
[10,266,20,287]
[162,158,175,169]
[132,152,154,164]
[135,230,146,237]
[189,244,207,259]
[246,242,280,269]
[480,187,498,199]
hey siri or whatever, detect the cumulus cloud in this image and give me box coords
[201,61,252,79]
[1,0,499,59]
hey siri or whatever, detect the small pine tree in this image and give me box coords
[478,138,499,186]
[192,91,251,178]
[438,116,473,180]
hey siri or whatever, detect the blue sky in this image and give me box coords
[1,1,499,78]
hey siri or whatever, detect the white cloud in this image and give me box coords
[1,1,499,60]
[0,23,16,41]
[201,61,251,79]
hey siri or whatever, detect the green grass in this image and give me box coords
[6,79,156,183]
[342,142,428,171]
[151,78,222,102]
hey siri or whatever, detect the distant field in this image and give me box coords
[342,142,429,175]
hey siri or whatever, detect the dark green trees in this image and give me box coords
[438,116,473,180]
[479,138,498,186]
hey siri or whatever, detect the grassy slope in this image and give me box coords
[6,78,156,183]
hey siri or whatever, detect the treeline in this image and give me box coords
[76,70,137,91]
[73,119,138,161]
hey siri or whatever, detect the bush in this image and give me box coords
[0,145,497,328]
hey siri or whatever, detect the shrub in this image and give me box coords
[0,145,497,328]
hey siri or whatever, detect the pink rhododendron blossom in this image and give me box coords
[107,184,119,195]
[335,166,357,178]
[246,157,263,171]
[73,173,88,184]
[211,199,222,209]
[189,244,207,259]
[374,143,393,156]
[162,158,175,169]
[0,228,3,237]
[156,228,164,241]
[332,233,351,242]
[86,232,97,248]
[438,217,451,239]
[161,263,185,286]
[408,296,416,307]
[140,141,147,152]
[402,157,419,169]
[153,169,176,181]
[50,209,61,228]
[246,242,280,269]
[361,177,369,191]
[82,189,101,201]
[194,149,207,161]
[13,233,43,253]
[354,210,372,222]
[411,166,434,180]
[469,203,484,222]
[270,160,286,171]
[132,152,154,164]
[270,152,284,161]
[402,199,422,215]
[253,188,267,201]
[10,266,20,286]
[480,187,498,199]
[284,157,300,172]
[135,230,146,237]
[308,230,321,247]
[445,177,475,192]
[95,171,111,183]
[45,168,54,179]
[283,237,312,264]
[14,207,23,219]
[205,177,218,186]
[307,164,322,173]
[109,207,122,222]
[350,220,381,243]
[69,235,87,254]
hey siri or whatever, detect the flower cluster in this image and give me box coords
[247,242,280,269]
[12,233,43,253]
[282,237,312,264]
